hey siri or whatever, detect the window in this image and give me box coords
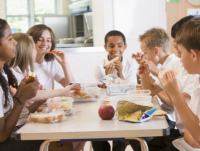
[6,0,58,33]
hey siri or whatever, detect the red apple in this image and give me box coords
[98,105,115,120]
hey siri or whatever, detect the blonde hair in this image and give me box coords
[7,33,34,73]
[139,28,170,52]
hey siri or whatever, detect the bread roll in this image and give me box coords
[103,57,119,68]
[158,70,180,79]
[27,71,35,83]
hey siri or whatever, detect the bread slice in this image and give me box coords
[158,70,180,79]
[70,90,91,99]
[103,57,119,68]
[28,112,63,123]
[27,71,35,83]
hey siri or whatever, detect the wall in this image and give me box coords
[0,0,6,19]
[166,0,200,54]
[62,0,70,15]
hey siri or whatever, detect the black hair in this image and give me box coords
[171,16,194,39]
[0,19,18,107]
[104,30,126,45]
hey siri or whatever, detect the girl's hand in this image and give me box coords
[52,49,67,66]
[160,70,182,96]
[62,84,81,96]
[14,76,40,104]
[104,63,115,75]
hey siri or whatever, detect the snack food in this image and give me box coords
[158,70,180,79]
[27,71,35,83]
[136,84,143,90]
[70,90,91,99]
[103,57,119,68]
[153,109,167,116]
[47,50,57,54]
[28,111,63,123]
[123,110,143,121]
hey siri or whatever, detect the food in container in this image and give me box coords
[70,90,91,99]
[61,97,73,114]
[128,90,151,96]
[28,110,64,124]
[47,97,61,112]
[136,84,143,90]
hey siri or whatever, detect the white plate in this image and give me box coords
[172,138,200,151]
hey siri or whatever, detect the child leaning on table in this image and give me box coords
[94,30,137,88]
[159,17,200,150]
[134,27,197,151]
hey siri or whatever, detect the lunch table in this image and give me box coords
[15,94,169,151]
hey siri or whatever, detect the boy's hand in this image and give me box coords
[184,130,200,148]
[148,61,160,77]
[114,60,123,78]
[160,70,182,96]
[138,59,150,75]
[132,52,144,64]
[104,63,115,75]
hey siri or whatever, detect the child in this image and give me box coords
[137,27,197,151]
[171,16,194,58]
[94,30,137,85]
[160,17,200,149]
[27,24,85,151]
[93,30,137,151]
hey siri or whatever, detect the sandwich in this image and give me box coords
[27,71,35,83]
[70,90,91,99]
[103,57,119,68]
[136,84,143,90]
[158,70,181,79]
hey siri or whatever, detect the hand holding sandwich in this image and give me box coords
[114,58,124,79]
[132,52,145,64]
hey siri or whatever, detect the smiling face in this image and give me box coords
[104,36,127,60]
[0,24,17,62]
[35,29,52,56]
[140,42,159,66]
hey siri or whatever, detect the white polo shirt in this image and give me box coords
[94,56,138,83]
[0,71,13,119]
[11,67,29,126]
[189,75,200,121]
[34,59,65,90]
[155,54,198,134]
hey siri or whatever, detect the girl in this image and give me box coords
[27,25,85,151]
[0,19,79,151]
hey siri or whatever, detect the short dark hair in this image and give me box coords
[176,17,200,52]
[104,30,126,45]
[0,19,8,45]
[171,16,194,39]
[27,24,55,62]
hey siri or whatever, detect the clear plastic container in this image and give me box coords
[47,97,61,112]
[61,97,74,114]
[106,83,136,96]
[85,87,100,100]
[127,90,151,96]
[109,95,152,109]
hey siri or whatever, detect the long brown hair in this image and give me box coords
[27,24,56,61]
[7,33,35,73]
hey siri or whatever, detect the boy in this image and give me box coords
[136,27,197,151]
[93,30,137,151]
[94,30,137,85]
[160,17,200,149]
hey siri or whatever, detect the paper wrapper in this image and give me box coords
[28,109,64,124]
[116,101,158,123]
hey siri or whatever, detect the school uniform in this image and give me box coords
[0,70,44,151]
[34,59,65,90]
[147,54,198,151]
[92,56,137,151]
[94,56,138,83]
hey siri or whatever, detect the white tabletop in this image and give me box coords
[15,97,169,140]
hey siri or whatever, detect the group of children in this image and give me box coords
[0,15,200,151]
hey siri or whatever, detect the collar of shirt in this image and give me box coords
[34,59,48,67]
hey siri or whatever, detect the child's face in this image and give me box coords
[173,39,181,58]
[0,24,17,62]
[35,29,52,56]
[140,42,159,66]
[104,36,127,60]
[178,44,200,74]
